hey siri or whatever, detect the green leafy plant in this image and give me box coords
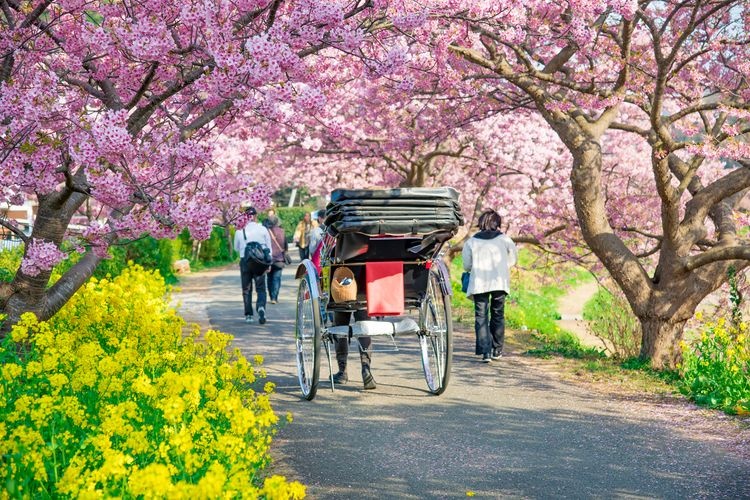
[680,316,750,414]
[582,287,641,358]
[727,265,743,327]
[0,247,23,282]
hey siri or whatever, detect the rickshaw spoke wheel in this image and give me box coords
[419,269,453,395]
[296,275,321,400]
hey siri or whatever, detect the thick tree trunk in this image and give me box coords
[0,191,91,336]
[639,317,687,369]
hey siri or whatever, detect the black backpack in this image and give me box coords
[242,230,272,273]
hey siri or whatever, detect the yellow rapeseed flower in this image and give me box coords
[262,475,306,500]
[196,462,227,498]
[128,464,175,498]
[2,363,22,381]
[1,264,304,497]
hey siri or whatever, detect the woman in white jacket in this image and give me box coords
[462,210,518,363]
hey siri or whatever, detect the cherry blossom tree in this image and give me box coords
[0,0,384,332]
[233,0,750,367]
[442,0,750,367]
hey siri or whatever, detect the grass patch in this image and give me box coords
[185,257,236,273]
[563,356,680,395]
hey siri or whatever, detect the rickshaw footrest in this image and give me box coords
[326,318,419,337]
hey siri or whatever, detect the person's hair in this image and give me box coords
[478,210,502,231]
[266,215,280,227]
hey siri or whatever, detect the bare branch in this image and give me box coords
[127,62,212,134]
[125,62,159,109]
[685,245,750,272]
[0,218,30,242]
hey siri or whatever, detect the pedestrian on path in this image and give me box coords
[462,209,518,363]
[293,212,317,261]
[234,207,272,325]
[307,210,326,256]
[264,214,288,304]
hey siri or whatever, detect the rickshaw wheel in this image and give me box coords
[419,269,453,395]
[296,274,321,400]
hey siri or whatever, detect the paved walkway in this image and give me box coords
[175,264,750,499]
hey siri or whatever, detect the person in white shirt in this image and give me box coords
[462,209,518,363]
[233,207,273,324]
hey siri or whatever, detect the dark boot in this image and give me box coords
[333,370,348,384]
[359,340,376,390]
[333,337,348,384]
[362,366,376,390]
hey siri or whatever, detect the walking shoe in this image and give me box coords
[482,353,492,363]
[258,307,266,325]
[491,349,503,360]
[362,367,377,390]
[270,300,277,304]
[245,315,254,324]
[332,371,348,384]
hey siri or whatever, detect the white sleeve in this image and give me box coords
[505,235,518,268]
[263,228,273,250]
[234,229,242,255]
[462,239,472,272]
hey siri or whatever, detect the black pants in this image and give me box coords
[241,260,266,316]
[474,290,507,355]
[298,246,310,261]
[333,310,371,372]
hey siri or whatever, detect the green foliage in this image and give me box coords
[0,247,22,282]
[0,226,236,291]
[582,287,641,358]
[89,236,183,284]
[260,207,315,243]
[619,357,681,384]
[516,248,594,294]
[525,331,605,359]
[727,265,742,327]
[0,265,304,497]
[180,226,234,265]
[680,317,750,414]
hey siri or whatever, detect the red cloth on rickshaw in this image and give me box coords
[366,261,404,316]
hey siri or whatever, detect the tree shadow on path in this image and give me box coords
[182,266,750,500]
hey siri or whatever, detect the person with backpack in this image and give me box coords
[233,207,273,324]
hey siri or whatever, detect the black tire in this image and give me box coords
[295,275,321,400]
[419,269,453,394]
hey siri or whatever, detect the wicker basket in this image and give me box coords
[331,266,357,303]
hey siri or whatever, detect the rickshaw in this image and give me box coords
[293,187,464,400]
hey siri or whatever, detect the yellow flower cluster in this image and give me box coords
[0,264,305,498]
[681,315,750,414]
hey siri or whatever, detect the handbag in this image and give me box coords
[461,272,470,294]
[268,229,290,267]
